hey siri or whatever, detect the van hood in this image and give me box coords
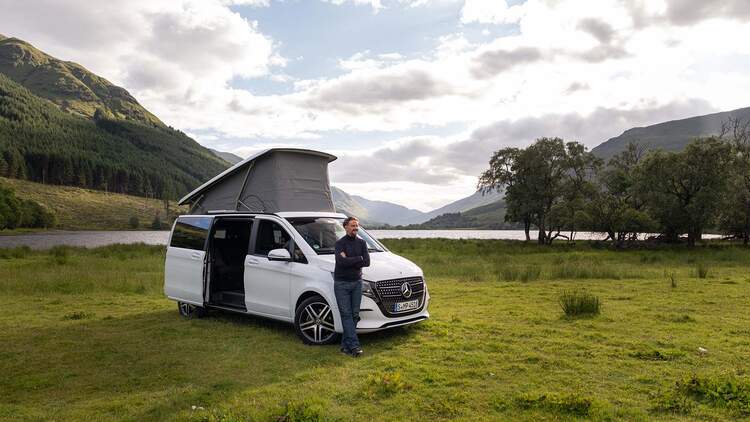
[314,252,423,281]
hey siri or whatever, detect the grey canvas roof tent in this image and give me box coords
[179,148,337,214]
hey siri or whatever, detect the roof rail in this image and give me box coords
[204,210,279,216]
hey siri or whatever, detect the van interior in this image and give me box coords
[208,218,252,309]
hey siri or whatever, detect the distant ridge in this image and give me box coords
[210,149,243,165]
[331,185,506,226]
[409,199,520,229]
[349,194,426,225]
[422,189,503,221]
[330,186,375,223]
[591,106,750,159]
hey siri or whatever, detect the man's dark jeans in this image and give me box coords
[334,279,362,351]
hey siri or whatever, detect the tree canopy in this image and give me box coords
[479,130,750,246]
[478,137,601,244]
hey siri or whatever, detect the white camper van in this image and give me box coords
[163,148,428,345]
[164,212,430,344]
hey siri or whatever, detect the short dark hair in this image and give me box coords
[343,216,359,227]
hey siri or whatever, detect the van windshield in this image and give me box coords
[286,217,384,255]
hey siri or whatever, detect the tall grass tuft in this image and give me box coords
[50,245,71,265]
[665,270,677,288]
[695,263,710,279]
[559,290,601,317]
[0,246,31,259]
[652,374,750,416]
[496,265,541,282]
[275,399,326,422]
[550,263,631,280]
[515,392,593,416]
[364,370,412,398]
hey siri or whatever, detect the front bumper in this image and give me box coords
[355,290,430,333]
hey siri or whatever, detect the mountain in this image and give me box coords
[209,149,243,165]
[422,189,504,221]
[349,194,426,225]
[591,106,750,159]
[0,35,230,199]
[331,185,507,226]
[409,199,521,229]
[331,186,372,221]
[331,186,428,225]
[0,35,162,126]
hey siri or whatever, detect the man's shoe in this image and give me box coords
[340,347,352,355]
[351,347,363,357]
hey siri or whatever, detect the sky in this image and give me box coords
[2,0,750,211]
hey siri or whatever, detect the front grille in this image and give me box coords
[373,276,425,317]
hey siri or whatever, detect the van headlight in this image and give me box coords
[362,280,378,301]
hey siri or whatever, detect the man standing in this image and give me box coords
[334,216,370,357]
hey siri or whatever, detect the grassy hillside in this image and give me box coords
[0,177,186,230]
[1,240,749,420]
[0,35,161,126]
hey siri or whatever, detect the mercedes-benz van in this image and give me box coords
[164,211,430,345]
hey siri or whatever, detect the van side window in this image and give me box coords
[292,243,307,264]
[171,217,211,250]
[254,220,291,256]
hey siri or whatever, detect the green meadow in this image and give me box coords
[1,239,750,421]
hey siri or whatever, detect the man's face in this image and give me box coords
[345,219,359,237]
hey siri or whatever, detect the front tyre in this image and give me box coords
[177,301,206,319]
[295,296,338,345]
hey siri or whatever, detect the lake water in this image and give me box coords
[0,229,620,249]
[0,230,724,250]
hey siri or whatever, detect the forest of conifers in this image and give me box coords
[0,74,229,200]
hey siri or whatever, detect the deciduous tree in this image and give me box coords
[478,137,599,244]
[638,137,732,247]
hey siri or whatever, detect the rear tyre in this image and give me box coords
[177,301,207,319]
[294,296,338,345]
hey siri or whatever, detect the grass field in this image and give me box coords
[1,239,750,421]
[0,177,186,231]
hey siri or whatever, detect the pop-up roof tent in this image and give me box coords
[179,148,337,214]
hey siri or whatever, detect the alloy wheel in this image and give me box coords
[298,301,336,344]
[177,301,205,319]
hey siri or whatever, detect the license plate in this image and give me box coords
[394,300,419,312]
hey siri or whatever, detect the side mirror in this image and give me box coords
[268,248,291,262]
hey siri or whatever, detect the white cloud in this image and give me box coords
[326,97,717,210]
[338,50,406,71]
[460,0,526,25]
[3,0,750,210]
[322,0,384,12]
[346,98,716,179]
[220,0,271,6]
[0,0,281,127]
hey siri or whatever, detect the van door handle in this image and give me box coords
[246,257,260,266]
[190,252,202,260]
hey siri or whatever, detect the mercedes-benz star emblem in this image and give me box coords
[400,282,412,298]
